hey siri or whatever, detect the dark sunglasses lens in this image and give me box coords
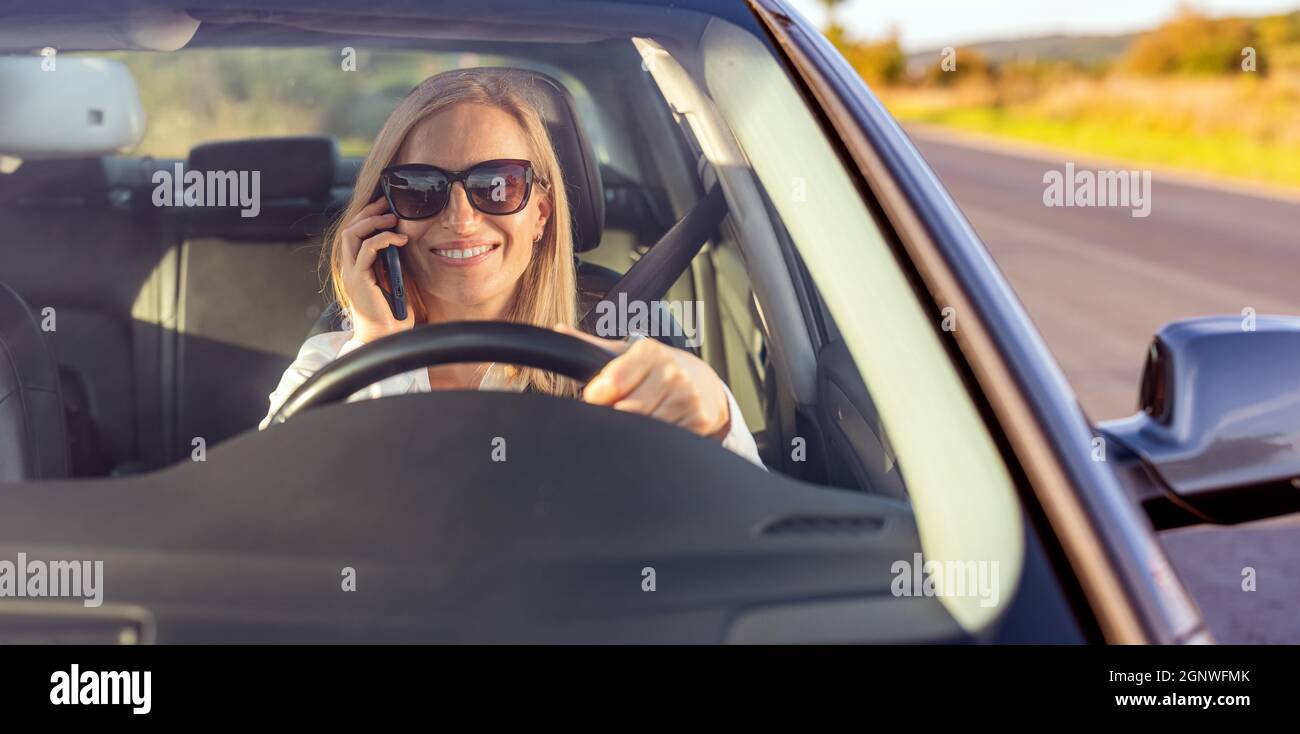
[385,169,450,218]
[466,162,530,214]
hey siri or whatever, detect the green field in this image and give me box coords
[883,81,1300,190]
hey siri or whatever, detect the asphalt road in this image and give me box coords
[908,127,1300,643]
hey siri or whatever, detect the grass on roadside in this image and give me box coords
[881,77,1300,190]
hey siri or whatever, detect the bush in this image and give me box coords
[826,23,906,86]
[1121,7,1255,75]
[922,46,992,87]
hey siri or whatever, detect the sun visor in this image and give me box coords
[0,56,146,158]
[0,10,199,52]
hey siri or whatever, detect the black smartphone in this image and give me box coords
[373,230,408,322]
[370,191,408,322]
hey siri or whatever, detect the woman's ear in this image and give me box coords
[534,189,552,242]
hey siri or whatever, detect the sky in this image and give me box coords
[784,0,1300,51]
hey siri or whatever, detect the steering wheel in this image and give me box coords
[268,321,617,424]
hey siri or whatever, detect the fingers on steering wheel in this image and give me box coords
[612,359,681,416]
[583,339,657,405]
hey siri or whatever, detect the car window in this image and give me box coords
[709,229,769,436]
[684,19,1027,632]
[107,49,596,159]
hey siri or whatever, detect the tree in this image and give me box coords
[1121,6,1256,75]
[843,34,907,86]
[923,46,993,87]
[816,1,906,86]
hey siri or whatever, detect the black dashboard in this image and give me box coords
[0,391,964,643]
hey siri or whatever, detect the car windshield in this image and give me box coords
[0,0,1050,644]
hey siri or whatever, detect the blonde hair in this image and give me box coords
[324,68,579,397]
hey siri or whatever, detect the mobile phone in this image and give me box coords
[373,230,408,322]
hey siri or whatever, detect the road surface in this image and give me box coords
[909,127,1300,643]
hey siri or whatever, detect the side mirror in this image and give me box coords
[1099,315,1300,525]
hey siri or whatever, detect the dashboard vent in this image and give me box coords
[760,515,885,537]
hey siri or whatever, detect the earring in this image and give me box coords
[534,232,543,243]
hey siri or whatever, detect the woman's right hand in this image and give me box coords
[340,197,415,343]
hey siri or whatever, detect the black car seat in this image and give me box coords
[171,136,346,457]
[0,281,70,480]
[0,157,177,477]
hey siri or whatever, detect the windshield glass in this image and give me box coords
[0,0,1047,644]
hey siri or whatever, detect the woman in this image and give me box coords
[261,68,762,466]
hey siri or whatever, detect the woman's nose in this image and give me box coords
[441,181,480,232]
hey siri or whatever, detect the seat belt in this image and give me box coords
[578,184,727,334]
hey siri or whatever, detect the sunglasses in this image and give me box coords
[378,158,543,220]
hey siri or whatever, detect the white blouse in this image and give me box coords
[260,330,766,467]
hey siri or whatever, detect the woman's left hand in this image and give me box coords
[555,326,731,441]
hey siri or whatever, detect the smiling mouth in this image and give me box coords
[431,243,500,261]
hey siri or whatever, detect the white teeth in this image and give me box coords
[435,244,496,260]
